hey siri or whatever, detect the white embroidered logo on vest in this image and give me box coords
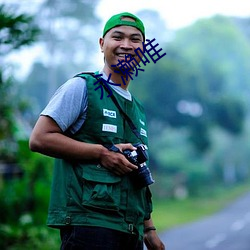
[140,128,147,137]
[140,119,145,126]
[102,124,117,133]
[103,109,116,118]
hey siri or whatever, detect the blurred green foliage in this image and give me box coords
[0,3,39,162]
[131,14,250,198]
[0,140,58,249]
[0,4,39,55]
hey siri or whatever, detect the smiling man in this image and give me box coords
[29,12,165,250]
[100,13,145,88]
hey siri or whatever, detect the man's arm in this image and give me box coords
[29,115,138,175]
[144,218,165,250]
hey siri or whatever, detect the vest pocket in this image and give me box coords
[81,164,122,211]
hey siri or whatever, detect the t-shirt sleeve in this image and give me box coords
[41,77,87,133]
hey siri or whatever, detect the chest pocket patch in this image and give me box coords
[102,124,117,133]
[103,109,116,118]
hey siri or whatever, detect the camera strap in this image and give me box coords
[106,87,145,144]
[74,72,145,144]
[107,89,144,143]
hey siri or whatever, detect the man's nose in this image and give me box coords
[120,39,133,50]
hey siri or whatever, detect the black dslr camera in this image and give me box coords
[123,143,154,188]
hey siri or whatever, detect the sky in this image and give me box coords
[2,0,250,79]
[96,0,250,30]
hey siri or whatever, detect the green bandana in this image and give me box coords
[103,12,145,40]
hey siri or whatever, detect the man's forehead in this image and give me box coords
[109,26,143,37]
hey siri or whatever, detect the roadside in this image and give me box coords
[152,182,250,231]
[158,191,250,250]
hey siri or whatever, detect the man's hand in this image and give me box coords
[144,230,165,250]
[99,143,138,175]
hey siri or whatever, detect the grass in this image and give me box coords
[151,183,250,232]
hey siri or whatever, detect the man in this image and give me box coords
[29,12,165,250]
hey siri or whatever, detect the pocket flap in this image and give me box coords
[82,164,121,184]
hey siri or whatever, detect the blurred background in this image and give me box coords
[1,0,250,249]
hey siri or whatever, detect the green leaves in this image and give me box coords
[132,15,250,152]
[0,4,40,55]
[0,3,39,161]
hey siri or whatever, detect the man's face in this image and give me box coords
[100,22,144,72]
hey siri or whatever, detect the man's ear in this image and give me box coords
[99,37,104,52]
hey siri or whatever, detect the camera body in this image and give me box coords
[123,143,154,188]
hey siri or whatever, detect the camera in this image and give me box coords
[123,143,154,188]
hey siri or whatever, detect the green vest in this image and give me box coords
[47,73,152,239]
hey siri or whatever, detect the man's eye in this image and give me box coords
[113,36,122,40]
[132,38,141,42]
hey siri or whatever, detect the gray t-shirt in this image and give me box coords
[41,71,132,134]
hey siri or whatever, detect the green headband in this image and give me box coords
[103,12,145,40]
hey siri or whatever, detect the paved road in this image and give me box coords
[160,192,250,250]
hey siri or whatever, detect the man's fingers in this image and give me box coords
[115,143,137,152]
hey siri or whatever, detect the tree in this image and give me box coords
[129,15,250,195]
[0,4,39,56]
[132,15,249,153]
[35,0,101,99]
[18,0,102,113]
[0,3,39,161]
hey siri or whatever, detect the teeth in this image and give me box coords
[117,54,133,58]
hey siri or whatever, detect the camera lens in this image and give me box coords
[136,164,155,188]
[123,143,154,188]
